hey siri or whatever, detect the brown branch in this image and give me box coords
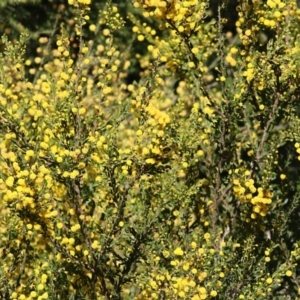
[256,92,280,162]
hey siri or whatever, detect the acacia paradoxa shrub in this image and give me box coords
[1,0,300,299]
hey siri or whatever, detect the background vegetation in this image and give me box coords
[1,0,300,299]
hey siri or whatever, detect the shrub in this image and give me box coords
[1,0,300,299]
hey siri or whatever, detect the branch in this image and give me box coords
[256,92,280,162]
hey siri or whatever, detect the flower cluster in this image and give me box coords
[232,170,272,218]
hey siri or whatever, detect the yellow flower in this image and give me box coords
[191,242,197,249]
[146,158,156,164]
[70,170,79,179]
[245,29,251,36]
[210,290,218,297]
[79,107,86,115]
[162,250,170,258]
[89,24,96,32]
[57,222,63,229]
[280,174,286,180]
[71,224,81,232]
[78,0,91,5]
[103,86,112,95]
[266,277,273,284]
[203,106,214,116]
[41,274,48,283]
[204,233,210,240]
[137,34,145,41]
[5,176,15,187]
[174,247,184,256]
[91,240,99,249]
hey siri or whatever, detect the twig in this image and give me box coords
[256,92,280,162]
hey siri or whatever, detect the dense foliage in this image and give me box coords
[1,0,300,299]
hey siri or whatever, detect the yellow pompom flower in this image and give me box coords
[174,247,184,256]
